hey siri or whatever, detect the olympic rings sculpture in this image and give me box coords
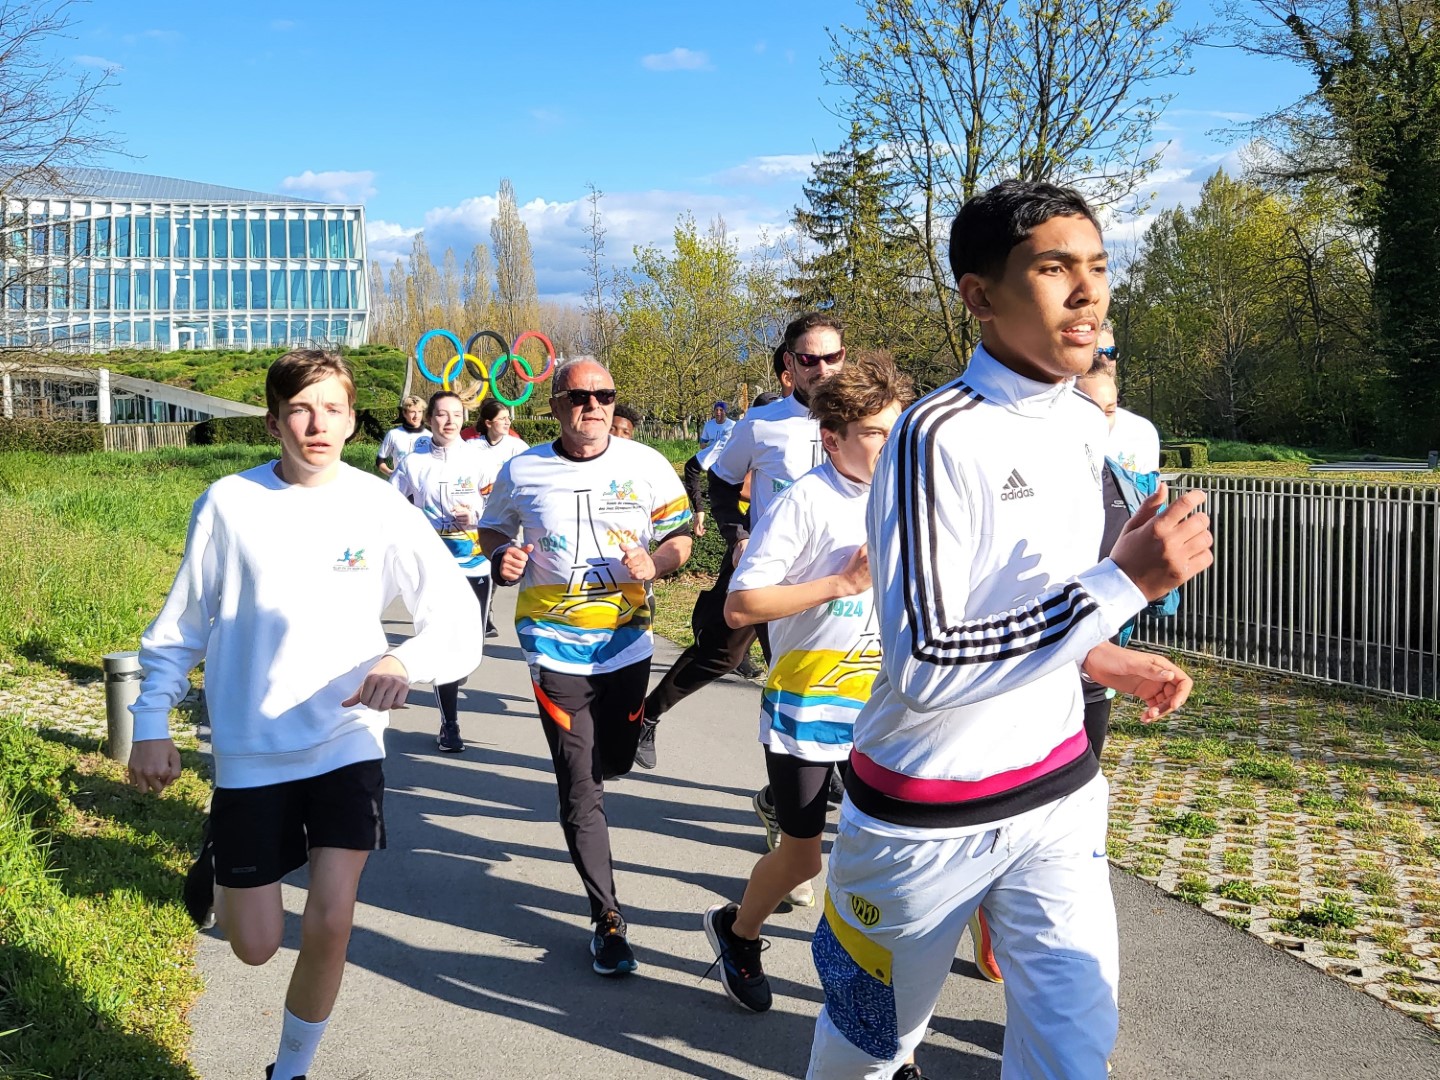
[414,328,557,407]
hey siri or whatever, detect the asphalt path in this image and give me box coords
[189,589,1439,1079]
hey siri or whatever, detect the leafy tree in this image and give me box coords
[1223,0,1440,450]
[611,216,783,431]
[824,0,1193,363]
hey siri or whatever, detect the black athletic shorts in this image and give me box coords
[209,758,386,889]
[764,747,836,840]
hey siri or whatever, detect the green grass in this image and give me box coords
[0,714,210,1079]
[0,443,377,676]
[1200,439,1319,464]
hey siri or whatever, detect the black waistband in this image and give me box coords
[843,747,1098,829]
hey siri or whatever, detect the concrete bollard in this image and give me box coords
[103,651,142,765]
[1428,449,1438,470]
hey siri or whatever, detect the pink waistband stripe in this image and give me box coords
[850,730,1091,803]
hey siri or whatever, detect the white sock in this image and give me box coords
[272,1009,328,1080]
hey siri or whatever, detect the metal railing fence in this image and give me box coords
[1132,473,1440,699]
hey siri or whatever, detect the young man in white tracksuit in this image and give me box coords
[805,181,1215,1080]
[127,351,483,1080]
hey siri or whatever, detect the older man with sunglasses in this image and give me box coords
[1092,320,1160,474]
[479,357,693,976]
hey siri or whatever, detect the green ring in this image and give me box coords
[489,353,534,407]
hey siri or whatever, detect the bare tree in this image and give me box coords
[489,178,540,342]
[825,0,1193,362]
[580,183,616,364]
[0,0,118,364]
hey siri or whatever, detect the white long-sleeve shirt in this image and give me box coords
[845,345,1147,833]
[130,461,484,788]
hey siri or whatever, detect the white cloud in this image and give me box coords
[280,169,378,204]
[74,54,122,71]
[121,28,180,45]
[641,47,712,72]
[365,181,796,301]
[711,153,818,185]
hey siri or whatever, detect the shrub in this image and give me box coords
[0,420,103,454]
[1160,441,1209,470]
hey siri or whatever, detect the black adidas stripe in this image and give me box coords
[894,385,1102,666]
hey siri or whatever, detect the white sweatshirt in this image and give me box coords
[130,461,485,788]
[846,345,1147,833]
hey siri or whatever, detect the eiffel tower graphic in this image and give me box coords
[810,606,882,692]
[548,488,637,624]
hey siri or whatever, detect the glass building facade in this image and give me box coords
[1,169,368,351]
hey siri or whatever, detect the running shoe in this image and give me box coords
[892,1065,925,1080]
[735,656,764,679]
[703,902,772,1013]
[826,767,845,809]
[265,1067,306,1080]
[752,787,780,852]
[183,817,216,929]
[590,909,638,976]
[633,717,659,770]
[437,718,464,753]
[969,908,1003,983]
[785,879,816,907]
[485,622,500,640]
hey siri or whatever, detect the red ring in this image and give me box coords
[510,331,556,382]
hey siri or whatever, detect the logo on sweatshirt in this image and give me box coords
[334,547,369,571]
[1000,469,1035,501]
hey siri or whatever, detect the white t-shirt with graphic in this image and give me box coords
[391,439,501,579]
[378,426,428,470]
[731,460,876,762]
[1109,408,1161,474]
[711,394,824,526]
[470,432,529,473]
[479,437,692,675]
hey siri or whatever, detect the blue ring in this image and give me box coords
[415,329,465,384]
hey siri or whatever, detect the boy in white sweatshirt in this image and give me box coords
[126,350,483,1080]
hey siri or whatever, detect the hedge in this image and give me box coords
[191,409,393,447]
[512,418,560,443]
[1160,441,1209,470]
[0,419,104,454]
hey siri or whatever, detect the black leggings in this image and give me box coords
[1084,695,1113,761]
[645,549,757,720]
[436,576,489,728]
[533,660,652,921]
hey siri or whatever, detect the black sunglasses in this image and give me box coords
[1095,346,1120,361]
[553,388,618,407]
[789,347,846,368]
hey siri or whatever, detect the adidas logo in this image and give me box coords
[1001,469,1035,501]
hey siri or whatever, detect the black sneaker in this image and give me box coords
[892,1065,924,1080]
[826,767,845,809]
[703,902,772,1013]
[753,786,780,852]
[183,817,216,929]
[590,910,638,976]
[437,719,464,753]
[486,622,500,639]
[633,717,659,770]
[265,1066,306,1080]
[735,656,764,679]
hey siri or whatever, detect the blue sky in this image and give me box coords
[67,0,1313,300]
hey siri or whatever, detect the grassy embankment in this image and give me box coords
[0,442,378,1078]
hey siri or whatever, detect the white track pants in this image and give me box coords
[806,773,1118,1080]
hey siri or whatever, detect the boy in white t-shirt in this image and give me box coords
[127,351,482,1080]
[703,352,914,1015]
[375,395,428,476]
